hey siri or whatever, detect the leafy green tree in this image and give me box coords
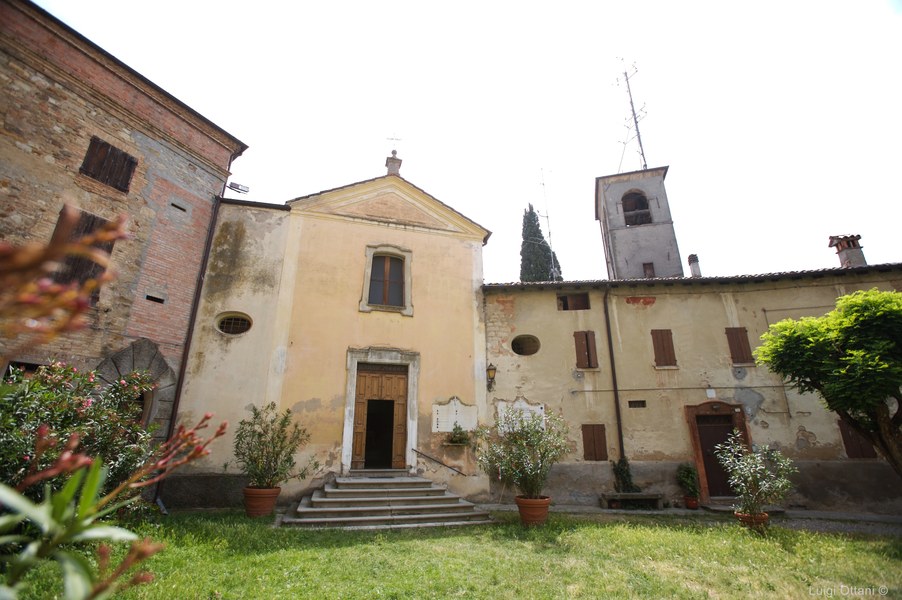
[519,204,562,282]
[756,289,902,478]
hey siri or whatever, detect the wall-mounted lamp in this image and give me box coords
[486,363,497,392]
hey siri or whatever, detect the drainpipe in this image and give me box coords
[154,193,222,505]
[603,287,626,459]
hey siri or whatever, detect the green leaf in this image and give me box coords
[56,551,94,600]
[0,513,26,533]
[52,469,86,521]
[0,484,53,533]
[0,534,29,546]
[71,525,138,543]
[76,460,107,519]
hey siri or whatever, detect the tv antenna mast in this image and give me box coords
[537,169,560,280]
[617,63,648,171]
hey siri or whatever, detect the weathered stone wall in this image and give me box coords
[0,1,244,377]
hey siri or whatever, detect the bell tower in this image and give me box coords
[595,166,683,279]
[596,66,683,280]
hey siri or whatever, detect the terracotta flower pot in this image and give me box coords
[684,496,699,510]
[515,495,552,526]
[243,486,281,517]
[734,511,769,531]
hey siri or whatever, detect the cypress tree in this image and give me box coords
[519,204,562,282]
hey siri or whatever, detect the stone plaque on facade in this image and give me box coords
[432,396,477,432]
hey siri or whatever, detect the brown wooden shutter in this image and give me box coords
[837,419,878,459]
[574,331,598,368]
[559,293,590,310]
[581,424,608,461]
[651,329,677,366]
[51,209,113,304]
[80,137,137,192]
[725,327,755,364]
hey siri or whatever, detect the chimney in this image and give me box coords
[385,150,402,176]
[828,235,866,268]
[688,254,702,278]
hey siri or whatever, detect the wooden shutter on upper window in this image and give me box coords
[725,327,755,364]
[80,137,137,192]
[651,329,677,367]
[574,331,598,369]
[581,424,607,461]
[837,419,878,459]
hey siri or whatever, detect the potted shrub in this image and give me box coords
[474,408,569,526]
[232,401,317,517]
[676,463,700,509]
[714,430,796,531]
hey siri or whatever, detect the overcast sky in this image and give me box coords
[35,1,902,283]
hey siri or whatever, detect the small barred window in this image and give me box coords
[216,314,252,335]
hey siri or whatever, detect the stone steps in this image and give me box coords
[281,473,492,530]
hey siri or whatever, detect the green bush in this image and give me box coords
[475,409,569,499]
[0,361,156,499]
[714,430,797,516]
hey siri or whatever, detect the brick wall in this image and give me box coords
[0,0,245,375]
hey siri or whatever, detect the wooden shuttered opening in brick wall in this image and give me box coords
[51,208,114,304]
[651,329,676,367]
[574,331,598,369]
[837,419,878,459]
[582,424,608,461]
[725,327,755,364]
[80,137,137,192]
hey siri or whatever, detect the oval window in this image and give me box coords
[216,313,252,335]
[511,335,540,356]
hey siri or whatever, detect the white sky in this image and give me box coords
[35,1,902,283]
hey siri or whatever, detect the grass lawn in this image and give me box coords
[21,511,902,599]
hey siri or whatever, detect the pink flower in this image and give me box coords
[119,380,126,385]
[23,455,30,461]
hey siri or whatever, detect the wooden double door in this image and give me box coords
[352,364,408,470]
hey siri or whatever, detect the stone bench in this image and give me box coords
[601,493,664,510]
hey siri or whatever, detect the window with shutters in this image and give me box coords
[581,424,608,461]
[725,327,755,365]
[359,244,413,316]
[651,329,677,367]
[622,190,652,226]
[50,208,114,306]
[837,420,878,459]
[79,137,137,192]
[557,293,590,311]
[574,331,599,369]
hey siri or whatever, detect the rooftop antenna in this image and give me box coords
[617,62,648,171]
[537,169,560,280]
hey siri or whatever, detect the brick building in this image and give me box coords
[0,0,246,439]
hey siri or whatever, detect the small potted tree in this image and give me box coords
[714,430,796,531]
[676,463,700,509]
[474,408,569,526]
[232,402,317,517]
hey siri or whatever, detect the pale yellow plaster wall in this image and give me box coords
[177,204,293,476]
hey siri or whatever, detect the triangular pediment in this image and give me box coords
[287,176,490,242]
